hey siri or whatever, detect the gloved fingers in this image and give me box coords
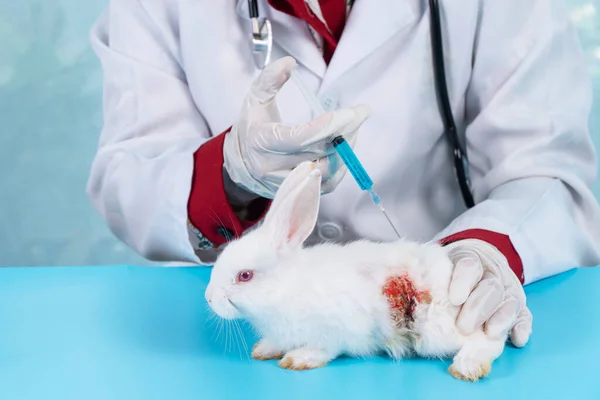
[334,105,371,137]
[278,105,371,150]
[455,275,504,335]
[256,101,366,152]
[484,295,520,339]
[252,136,336,174]
[510,306,533,348]
[313,151,336,176]
[259,169,290,198]
[448,255,483,306]
[260,158,345,197]
[504,280,527,310]
[248,56,297,106]
[258,153,347,196]
[319,155,347,194]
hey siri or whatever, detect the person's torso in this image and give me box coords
[149,0,483,243]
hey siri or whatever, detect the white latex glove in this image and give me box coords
[445,239,533,347]
[223,56,371,200]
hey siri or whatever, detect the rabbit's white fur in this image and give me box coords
[206,162,507,381]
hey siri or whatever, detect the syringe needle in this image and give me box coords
[368,189,401,239]
[378,203,402,239]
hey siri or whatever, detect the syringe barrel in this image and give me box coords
[332,136,373,191]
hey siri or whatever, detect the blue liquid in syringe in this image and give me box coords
[331,136,373,191]
[331,136,401,238]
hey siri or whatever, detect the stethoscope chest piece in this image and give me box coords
[251,17,273,68]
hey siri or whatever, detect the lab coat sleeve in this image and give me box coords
[434,0,600,284]
[187,129,271,249]
[87,0,259,265]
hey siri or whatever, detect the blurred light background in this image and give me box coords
[0,0,599,266]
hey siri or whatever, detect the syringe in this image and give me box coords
[289,69,401,239]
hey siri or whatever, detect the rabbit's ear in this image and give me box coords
[262,162,321,251]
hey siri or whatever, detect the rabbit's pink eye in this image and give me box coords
[236,270,254,283]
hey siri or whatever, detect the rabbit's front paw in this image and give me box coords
[278,348,333,371]
[448,333,505,382]
[252,339,285,360]
[448,361,491,382]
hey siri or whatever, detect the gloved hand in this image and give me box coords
[223,56,371,200]
[444,239,533,347]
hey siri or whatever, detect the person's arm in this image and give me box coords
[187,129,271,252]
[435,0,600,284]
[88,0,258,264]
[88,1,368,263]
[429,0,600,346]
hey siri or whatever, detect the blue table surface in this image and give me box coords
[0,265,598,400]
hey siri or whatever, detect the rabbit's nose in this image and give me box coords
[205,285,214,303]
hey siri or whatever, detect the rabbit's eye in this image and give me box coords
[236,270,254,283]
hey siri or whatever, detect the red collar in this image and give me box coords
[267,0,347,64]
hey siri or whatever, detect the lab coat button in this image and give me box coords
[318,222,342,240]
[321,97,337,111]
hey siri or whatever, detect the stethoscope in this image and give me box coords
[247,0,475,209]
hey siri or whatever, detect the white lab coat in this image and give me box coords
[88,0,600,284]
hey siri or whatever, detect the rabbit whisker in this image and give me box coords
[225,320,232,354]
[205,305,224,342]
[231,320,244,360]
[234,319,250,360]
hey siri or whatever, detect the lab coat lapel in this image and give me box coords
[236,0,326,78]
[320,0,417,91]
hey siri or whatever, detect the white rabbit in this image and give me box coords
[205,161,508,381]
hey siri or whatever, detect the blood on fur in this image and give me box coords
[382,275,432,328]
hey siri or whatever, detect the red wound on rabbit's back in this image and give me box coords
[383,275,432,328]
